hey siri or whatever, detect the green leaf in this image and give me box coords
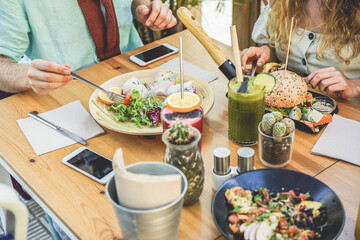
[233,205,242,213]
[254,195,262,202]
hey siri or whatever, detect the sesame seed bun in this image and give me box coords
[265,70,307,108]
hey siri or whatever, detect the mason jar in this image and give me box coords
[162,127,204,206]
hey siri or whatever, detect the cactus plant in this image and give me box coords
[281,118,295,135]
[167,122,196,145]
[272,122,286,137]
[261,113,276,135]
[272,111,283,122]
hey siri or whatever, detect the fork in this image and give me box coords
[70,72,125,104]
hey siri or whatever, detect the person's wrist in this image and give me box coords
[25,66,33,90]
[260,45,270,52]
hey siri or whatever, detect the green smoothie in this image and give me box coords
[228,77,265,146]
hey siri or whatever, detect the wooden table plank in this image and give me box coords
[0,30,359,239]
[315,161,360,240]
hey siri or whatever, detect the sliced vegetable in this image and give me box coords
[123,95,131,105]
[313,114,332,126]
[253,73,276,93]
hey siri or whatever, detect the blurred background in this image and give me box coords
[133,0,267,50]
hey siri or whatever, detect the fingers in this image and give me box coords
[240,48,253,74]
[145,0,176,30]
[136,5,150,24]
[318,77,339,91]
[257,50,270,67]
[303,67,336,82]
[304,67,353,98]
[137,5,149,16]
[30,59,70,75]
[166,16,177,29]
[152,4,170,27]
[27,59,72,94]
[30,80,69,95]
[145,0,161,26]
[240,46,269,74]
[155,10,174,29]
[304,71,335,88]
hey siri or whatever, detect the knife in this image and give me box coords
[28,111,87,145]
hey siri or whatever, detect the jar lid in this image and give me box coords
[213,147,231,175]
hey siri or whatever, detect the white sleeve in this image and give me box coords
[251,4,272,44]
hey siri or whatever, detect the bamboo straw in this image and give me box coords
[179,37,184,100]
[230,25,243,83]
[285,17,295,72]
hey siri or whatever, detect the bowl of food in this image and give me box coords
[312,96,337,114]
[211,168,345,240]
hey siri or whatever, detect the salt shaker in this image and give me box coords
[237,147,254,174]
[212,147,232,191]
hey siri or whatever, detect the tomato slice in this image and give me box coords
[123,95,131,105]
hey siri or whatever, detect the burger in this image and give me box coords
[265,70,308,108]
[259,63,332,132]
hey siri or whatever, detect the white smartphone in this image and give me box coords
[129,43,178,66]
[62,147,114,184]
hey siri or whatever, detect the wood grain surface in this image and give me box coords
[0,30,359,239]
[316,161,360,240]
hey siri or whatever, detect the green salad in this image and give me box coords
[108,90,165,128]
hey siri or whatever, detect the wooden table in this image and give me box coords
[0,30,359,240]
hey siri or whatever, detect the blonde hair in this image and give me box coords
[266,0,360,64]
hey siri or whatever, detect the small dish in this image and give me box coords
[313,96,336,114]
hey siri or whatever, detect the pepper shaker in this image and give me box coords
[237,147,254,174]
[212,147,232,191]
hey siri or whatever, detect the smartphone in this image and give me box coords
[130,43,178,66]
[62,147,114,184]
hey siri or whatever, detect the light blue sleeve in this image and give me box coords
[0,0,30,62]
[251,4,272,44]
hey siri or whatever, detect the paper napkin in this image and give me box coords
[311,114,360,166]
[157,58,218,83]
[17,101,104,155]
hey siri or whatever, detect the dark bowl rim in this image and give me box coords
[211,168,346,240]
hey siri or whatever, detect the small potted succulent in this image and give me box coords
[162,122,204,206]
[258,112,295,168]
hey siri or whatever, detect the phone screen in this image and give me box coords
[66,149,113,180]
[135,45,174,62]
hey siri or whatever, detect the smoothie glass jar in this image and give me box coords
[228,78,265,146]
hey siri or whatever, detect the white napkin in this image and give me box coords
[17,101,104,155]
[157,58,218,83]
[113,149,181,209]
[311,114,360,166]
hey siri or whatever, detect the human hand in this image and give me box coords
[303,67,354,99]
[136,0,177,31]
[240,45,271,74]
[27,59,72,95]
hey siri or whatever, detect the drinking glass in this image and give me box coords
[228,78,265,146]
